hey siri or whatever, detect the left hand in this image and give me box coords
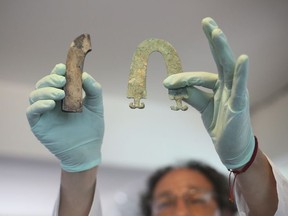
[26,64,105,172]
[163,17,255,170]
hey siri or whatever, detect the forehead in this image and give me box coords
[153,168,214,197]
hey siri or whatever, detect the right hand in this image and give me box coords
[163,17,255,170]
[26,63,105,172]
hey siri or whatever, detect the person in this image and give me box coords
[140,160,237,216]
[26,17,288,215]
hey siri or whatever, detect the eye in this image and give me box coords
[158,200,175,208]
[184,191,212,205]
[154,198,176,212]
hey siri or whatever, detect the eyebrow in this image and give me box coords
[154,186,210,200]
[154,191,174,200]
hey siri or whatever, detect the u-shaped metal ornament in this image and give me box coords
[127,38,188,111]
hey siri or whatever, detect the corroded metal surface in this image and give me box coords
[127,38,188,111]
[62,34,92,112]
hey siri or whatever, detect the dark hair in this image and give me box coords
[140,160,237,216]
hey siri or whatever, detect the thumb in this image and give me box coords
[82,72,103,112]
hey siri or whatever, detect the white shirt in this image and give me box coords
[53,156,288,215]
[235,157,288,215]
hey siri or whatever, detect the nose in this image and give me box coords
[175,199,190,216]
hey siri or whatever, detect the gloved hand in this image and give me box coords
[26,63,104,172]
[163,17,255,170]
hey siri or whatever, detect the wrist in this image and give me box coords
[228,137,259,202]
[59,167,98,216]
[61,166,98,191]
[222,133,255,170]
[59,140,102,172]
[229,136,258,173]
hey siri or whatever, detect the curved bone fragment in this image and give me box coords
[62,34,92,112]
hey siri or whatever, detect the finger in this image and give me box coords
[29,87,65,104]
[163,72,218,90]
[26,100,56,127]
[35,63,66,89]
[202,17,223,77]
[184,86,214,113]
[82,72,103,112]
[35,74,66,89]
[51,63,66,75]
[211,28,235,89]
[230,55,249,111]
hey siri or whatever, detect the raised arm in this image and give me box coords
[26,64,104,215]
[163,17,277,215]
[59,167,98,216]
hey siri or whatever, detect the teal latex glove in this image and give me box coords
[26,63,104,172]
[163,17,255,170]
